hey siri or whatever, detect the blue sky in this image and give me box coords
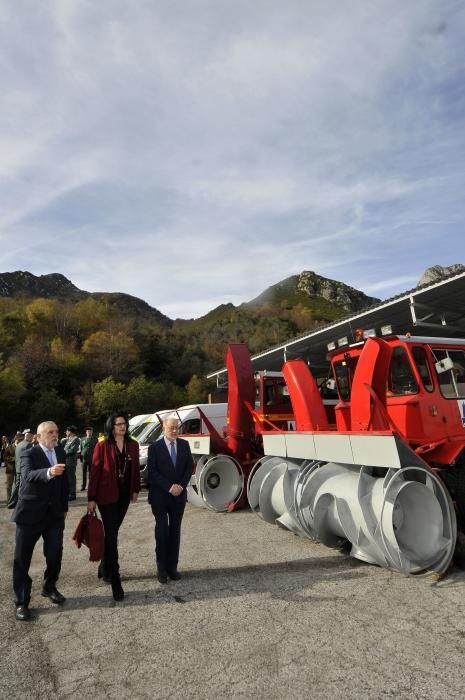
[1,1,464,319]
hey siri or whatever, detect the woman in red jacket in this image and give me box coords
[87,413,140,601]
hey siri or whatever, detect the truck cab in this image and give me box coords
[329,334,465,465]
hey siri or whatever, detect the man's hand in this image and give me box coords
[169,484,183,497]
[50,463,66,477]
[87,500,97,514]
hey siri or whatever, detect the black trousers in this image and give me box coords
[81,461,90,489]
[13,512,65,606]
[151,497,186,574]
[98,495,130,581]
[66,462,77,498]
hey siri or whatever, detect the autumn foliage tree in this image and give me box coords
[0,356,26,428]
[185,374,207,404]
[93,377,127,417]
[82,331,141,380]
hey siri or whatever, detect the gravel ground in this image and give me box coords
[1,471,465,700]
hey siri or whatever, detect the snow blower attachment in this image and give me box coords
[247,334,465,575]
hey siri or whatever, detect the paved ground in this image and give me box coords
[1,468,465,700]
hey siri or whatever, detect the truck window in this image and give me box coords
[264,380,275,405]
[434,349,465,399]
[388,347,418,396]
[450,351,465,399]
[334,356,358,401]
[275,381,292,406]
[411,346,434,392]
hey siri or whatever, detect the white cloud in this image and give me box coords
[363,275,420,294]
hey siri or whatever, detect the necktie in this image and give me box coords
[47,449,55,466]
[170,441,176,466]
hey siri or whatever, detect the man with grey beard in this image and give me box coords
[11,421,69,621]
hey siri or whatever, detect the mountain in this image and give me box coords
[0,271,172,327]
[0,266,356,412]
[417,264,465,288]
[2,266,461,330]
[0,271,84,299]
[172,271,381,368]
[0,264,462,432]
[0,269,378,334]
[245,270,380,315]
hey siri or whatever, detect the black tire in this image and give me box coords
[438,451,465,569]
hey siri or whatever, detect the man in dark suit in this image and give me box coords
[12,421,69,621]
[147,417,193,583]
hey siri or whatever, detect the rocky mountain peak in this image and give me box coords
[0,271,84,299]
[296,270,379,313]
[417,264,465,288]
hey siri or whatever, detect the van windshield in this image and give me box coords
[138,421,163,445]
[130,422,150,439]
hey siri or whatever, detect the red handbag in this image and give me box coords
[72,512,105,562]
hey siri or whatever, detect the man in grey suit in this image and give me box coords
[15,428,34,471]
[147,417,193,583]
[12,421,69,621]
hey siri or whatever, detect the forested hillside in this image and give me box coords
[0,270,379,433]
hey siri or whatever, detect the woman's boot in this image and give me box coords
[98,561,111,584]
[111,576,124,601]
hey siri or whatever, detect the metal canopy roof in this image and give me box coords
[207,270,465,384]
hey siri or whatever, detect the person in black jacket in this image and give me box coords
[11,421,69,621]
[147,417,193,583]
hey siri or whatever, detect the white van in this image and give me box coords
[128,414,152,439]
[133,410,171,444]
[139,403,227,484]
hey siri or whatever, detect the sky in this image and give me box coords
[1,1,465,319]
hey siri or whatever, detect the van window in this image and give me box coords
[388,347,418,396]
[411,346,434,392]
[434,348,465,399]
[179,419,201,434]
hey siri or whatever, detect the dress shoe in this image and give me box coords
[15,605,31,621]
[68,495,76,501]
[111,578,124,601]
[80,486,86,492]
[167,570,181,581]
[157,572,168,584]
[41,586,66,604]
